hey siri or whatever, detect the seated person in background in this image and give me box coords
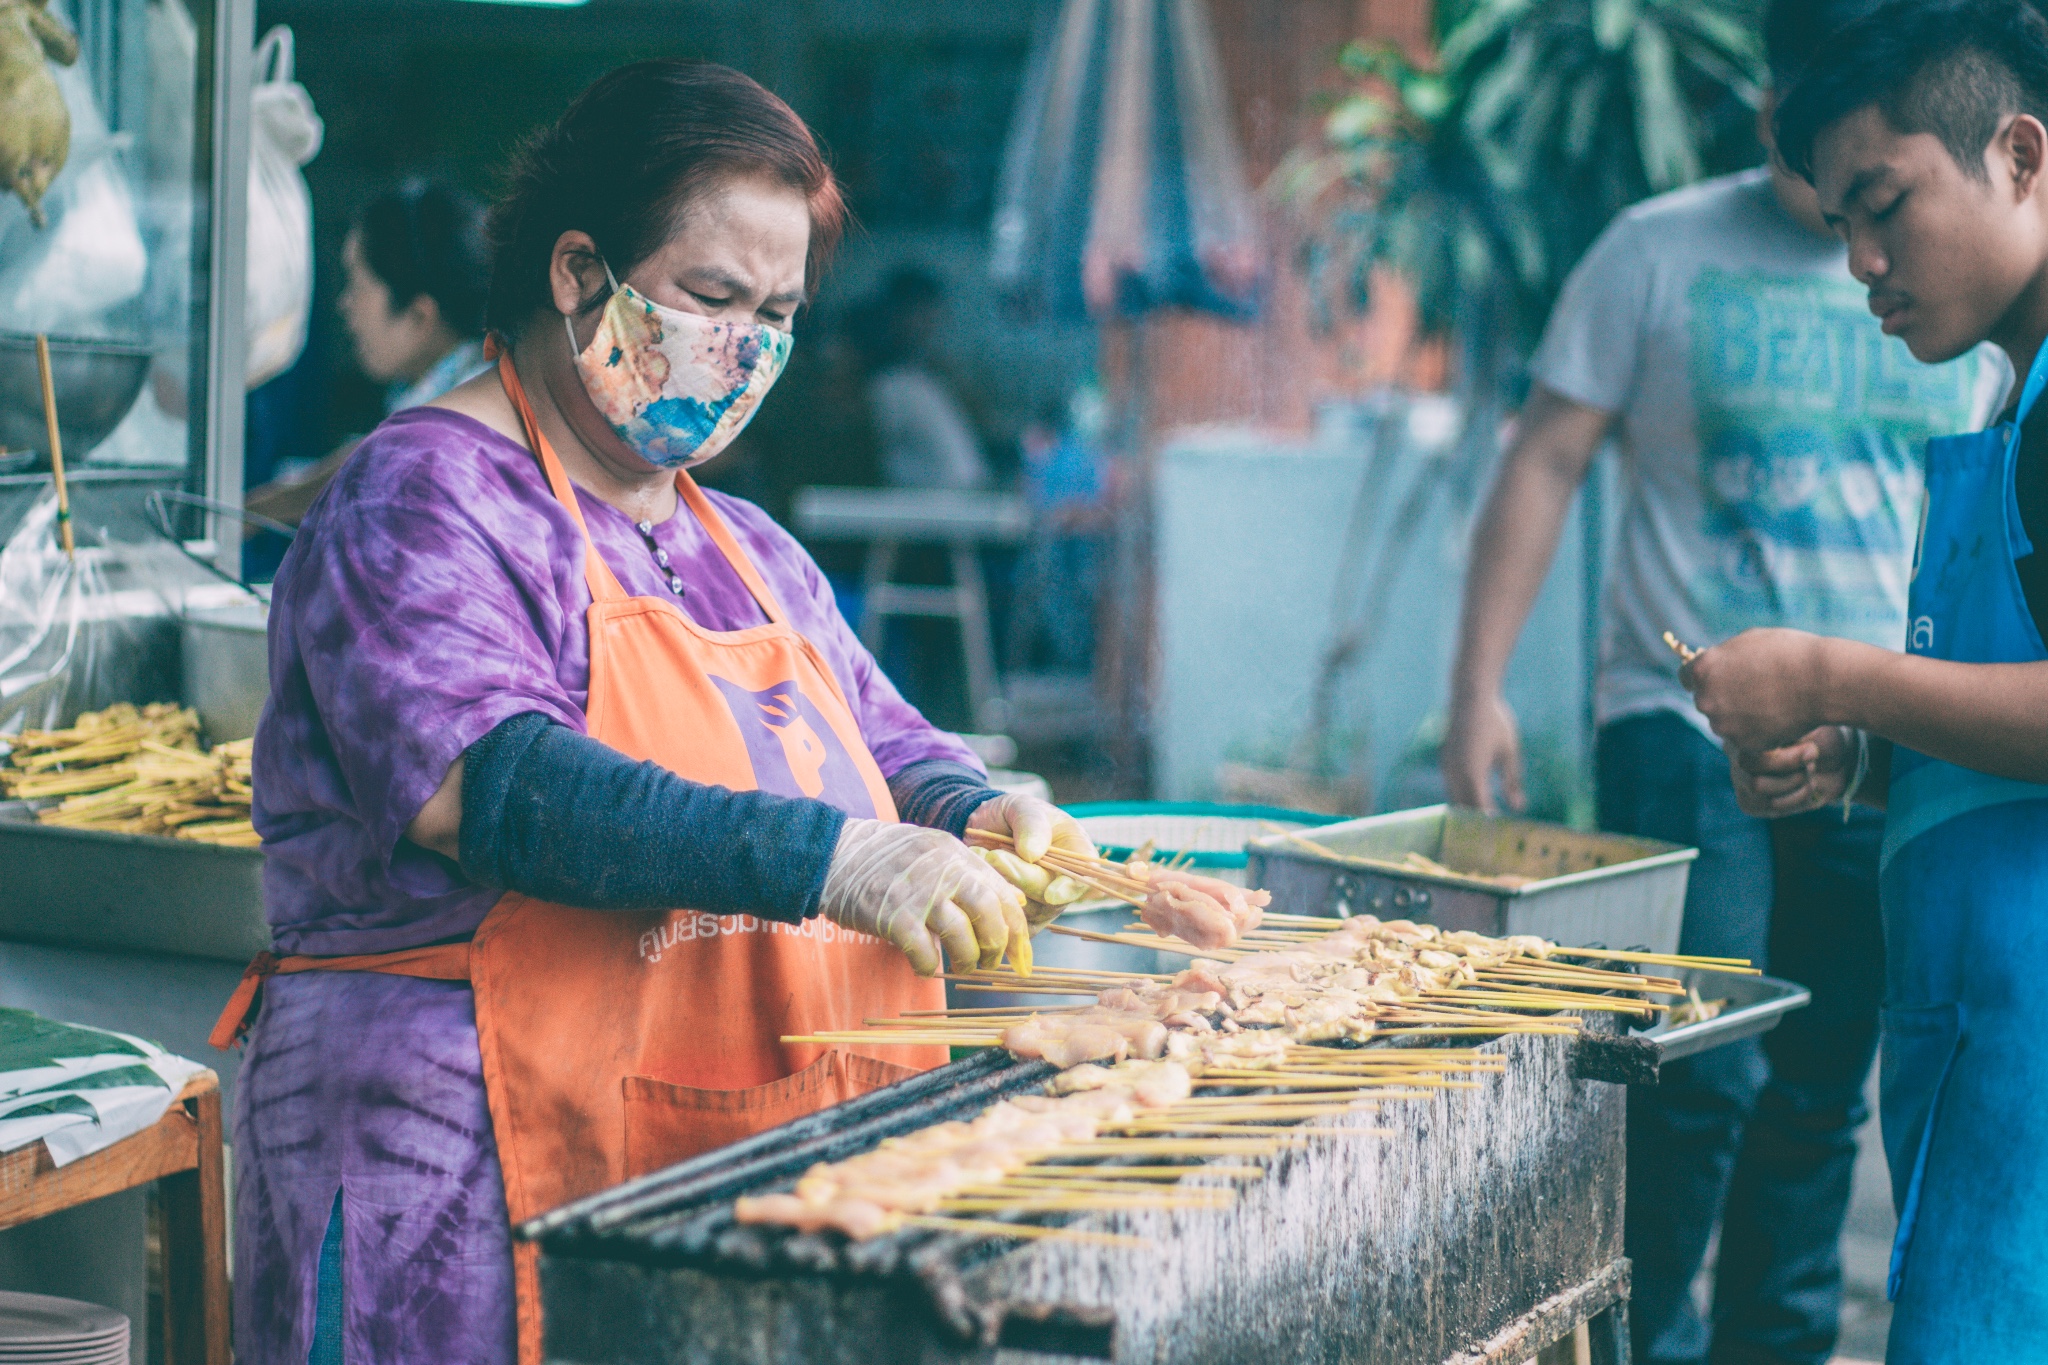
[247,179,490,524]
[852,266,990,491]
[342,179,492,416]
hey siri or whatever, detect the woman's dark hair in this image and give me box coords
[485,60,847,337]
[1775,0,2048,182]
[356,180,490,336]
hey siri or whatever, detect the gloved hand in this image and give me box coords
[818,818,1027,976]
[966,794,1099,930]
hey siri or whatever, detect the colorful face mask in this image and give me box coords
[565,266,794,469]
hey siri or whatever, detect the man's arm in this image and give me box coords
[1441,385,1613,812]
[1687,630,2048,785]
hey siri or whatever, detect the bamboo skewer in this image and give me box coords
[1044,924,1234,958]
[758,907,1760,1246]
[896,1215,1153,1248]
[33,335,72,560]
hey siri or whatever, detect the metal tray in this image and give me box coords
[1246,804,1697,956]
[0,808,267,962]
[1640,968,1811,1063]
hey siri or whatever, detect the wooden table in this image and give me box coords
[0,1071,229,1365]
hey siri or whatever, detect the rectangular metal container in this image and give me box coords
[181,600,270,745]
[0,809,267,962]
[1246,804,1696,956]
[1642,968,1811,1064]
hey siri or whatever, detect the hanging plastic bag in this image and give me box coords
[0,489,110,739]
[0,489,204,740]
[243,25,323,390]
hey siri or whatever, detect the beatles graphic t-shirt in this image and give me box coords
[1531,168,2008,740]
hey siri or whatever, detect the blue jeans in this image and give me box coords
[1598,713,1885,1365]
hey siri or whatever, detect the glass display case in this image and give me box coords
[0,0,252,548]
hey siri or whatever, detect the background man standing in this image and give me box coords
[1438,3,2005,1361]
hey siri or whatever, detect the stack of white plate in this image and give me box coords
[0,1293,128,1365]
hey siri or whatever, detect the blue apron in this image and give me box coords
[1879,342,2048,1362]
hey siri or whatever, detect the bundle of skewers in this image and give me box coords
[0,703,259,846]
[759,907,1754,1246]
[967,827,1271,952]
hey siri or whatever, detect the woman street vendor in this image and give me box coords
[213,61,1090,1365]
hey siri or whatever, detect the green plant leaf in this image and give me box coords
[1403,74,1456,122]
[1630,19,1700,190]
[1563,67,1611,165]
[1464,26,1543,142]
[1506,65,1569,191]
[1595,0,1640,52]
[1439,0,1538,75]
[0,1008,148,1077]
[1662,1,1765,74]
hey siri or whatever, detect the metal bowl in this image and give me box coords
[0,333,153,468]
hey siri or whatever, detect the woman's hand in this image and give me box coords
[1730,726,1853,819]
[818,819,1027,976]
[1683,628,1836,753]
[967,794,1098,930]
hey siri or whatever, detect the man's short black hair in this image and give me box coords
[1766,0,1888,86]
[1775,0,2048,183]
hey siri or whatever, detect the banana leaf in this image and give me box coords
[0,1006,148,1074]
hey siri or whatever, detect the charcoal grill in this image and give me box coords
[529,1027,1638,1365]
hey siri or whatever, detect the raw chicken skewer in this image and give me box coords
[964,828,1271,950]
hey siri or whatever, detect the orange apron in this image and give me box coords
[215,353,945,1363]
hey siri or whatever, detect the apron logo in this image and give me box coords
[1910,615,1934,651]
[637,912,882,963]
[709,676,878,816]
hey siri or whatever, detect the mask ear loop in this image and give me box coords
[562,259,624,361]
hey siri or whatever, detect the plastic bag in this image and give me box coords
[0,488,200,741]
[243,25,323,390]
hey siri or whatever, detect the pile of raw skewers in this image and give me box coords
[745,836,1752,1247]
[0,703,258,846]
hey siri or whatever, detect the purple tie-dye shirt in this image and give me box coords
[233,407,978,1365]
[253,405,978,954]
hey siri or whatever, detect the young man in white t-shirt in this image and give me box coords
[1439,4,2004,1362]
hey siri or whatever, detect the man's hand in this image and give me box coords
[1730,725,1852,819]
[1440,691,1525,814]
[1443,384,1609,814]
[1683,628,1834,753]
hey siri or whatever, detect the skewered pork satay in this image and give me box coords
[740,1074,1199,1239]
[1166,1030,1295,1070]
[1135,869,1271,950]
[1094,982,1227,1020]
[1047,1058,1194,1107]
[1002,1008,1170,1068]
[1136,878,1238,950]
[733,1191,897,1239]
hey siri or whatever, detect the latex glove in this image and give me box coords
[967,793,1098,930]
[818,818,1026,976]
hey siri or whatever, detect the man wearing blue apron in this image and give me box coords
[1677,1,2048,1358]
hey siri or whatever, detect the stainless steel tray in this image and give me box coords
[1247,805,1697,956]
[1638,968,1811,1063]
[0,809,267,962]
